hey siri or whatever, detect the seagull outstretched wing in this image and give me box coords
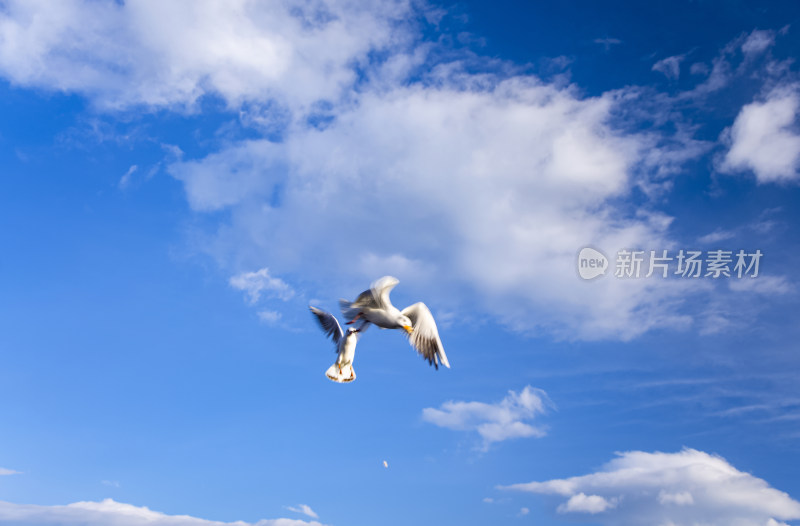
[401,302,450,369]
[371,276,399,308]
[310,306,344,349]
[349,275,399,310]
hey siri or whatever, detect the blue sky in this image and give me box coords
[1,0,800,525]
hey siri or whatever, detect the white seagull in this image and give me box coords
[310,306,361,383]
[339,276,450,369]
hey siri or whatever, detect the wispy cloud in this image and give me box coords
[741,29,776,59]
[697,229,735,244]
[422,386,552,450]
[118,165,137,189]
[501,448,800,525]
[0,498,325,526]
[285,504,318,520]
[229,268,294,304]
[0,468,20,476]
[593,37,622,50]
[257,310,283,324]
[729,275,793,295]
[695,208,783,245]
[652,54,686,80]
[679,28,780,100]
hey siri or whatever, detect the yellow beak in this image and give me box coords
[404,325,413,334]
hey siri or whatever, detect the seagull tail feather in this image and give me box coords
[339,299,360,321]
[325,363,356,383]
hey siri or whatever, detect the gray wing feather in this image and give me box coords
[339,298,362,322]
[343,276,399,317]
[310,306,344,348]
[371,276,399,308]
[400,302,450,369]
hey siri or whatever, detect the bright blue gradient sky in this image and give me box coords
[1,1,800,525]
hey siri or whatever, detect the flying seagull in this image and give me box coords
[310,306,361,383]
[339,276,450,369]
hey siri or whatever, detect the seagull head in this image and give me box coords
[399,315,413,334]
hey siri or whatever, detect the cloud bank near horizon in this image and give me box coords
[0,498,325,526]
[501,448,800,526]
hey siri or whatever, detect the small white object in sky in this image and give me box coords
[340,276,450,369]
[310,306,361,383]
[383,460,388,468]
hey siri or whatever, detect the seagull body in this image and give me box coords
[339,276,450,369]
[310,306,360,383]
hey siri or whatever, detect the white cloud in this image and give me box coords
[2,2,788,342]
[422,386,551,450]
[517,507,529,516]
[720,86,800,182]
[741,29,775,58]
[501,448,800,526]
[170,141,286,212]
[558,493,617,514]
[0,469,19,476]
[174,75,696,340]
[0,498,324,526]
[0,0,411,111]
[229,268,294,303]
[652,55,685,80]
[658,490,694,506]
[284,505,318,520]
[0,0,710,342]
